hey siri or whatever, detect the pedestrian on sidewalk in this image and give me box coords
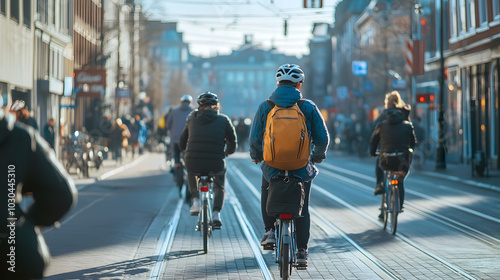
[109,118,130,163]
[0,102,77,279]
[43,117,56,149]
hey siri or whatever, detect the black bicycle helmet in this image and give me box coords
[197,91,219,105]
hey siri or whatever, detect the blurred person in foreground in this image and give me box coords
[0,98,77,279]
[10,100,38,130]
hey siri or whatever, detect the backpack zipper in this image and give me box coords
[297,129,305,159]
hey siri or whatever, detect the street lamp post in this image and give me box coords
[436,0,446,169]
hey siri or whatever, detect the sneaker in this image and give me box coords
[190,198,200,216]
[378,212,384,221]
[296,248,308,267]
[213,211,222,227]
[374,182,384,195]
[260,229,276,246]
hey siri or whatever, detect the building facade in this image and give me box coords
[439,0,500,169]
[34,0,73,154]
[0,0,34,111]
[73,0,104,135]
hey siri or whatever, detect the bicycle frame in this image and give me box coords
[196,176,214,254]
[382,171,401,235]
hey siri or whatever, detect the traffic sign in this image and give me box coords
[352,61,367,76]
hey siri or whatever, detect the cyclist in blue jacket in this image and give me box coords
[250,64,329,268]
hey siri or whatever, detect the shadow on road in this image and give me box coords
[45,256,155,280]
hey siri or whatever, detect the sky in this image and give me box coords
[140,0,342,58]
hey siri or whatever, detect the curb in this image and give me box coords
[418,170,500,193]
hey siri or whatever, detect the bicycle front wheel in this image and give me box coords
[202,199,209,253]
[390,186,399,235]
[381,191,388,230]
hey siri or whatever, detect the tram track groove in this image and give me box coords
[227,162,396,280]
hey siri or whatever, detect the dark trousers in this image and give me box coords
[188,171,225,212]
[173,143,181,164]
[261,176,311,250]
[377,155,410,208]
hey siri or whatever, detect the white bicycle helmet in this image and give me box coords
[276,64,305,83]
[180,94,193,103]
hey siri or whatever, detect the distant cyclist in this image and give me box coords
[166,95,194,167]
[250,64,329,268]
[179,92,237,227]
[369,92,416,220]
[372,91,411,195]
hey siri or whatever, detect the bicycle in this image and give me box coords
[273,213,300,280]
[194,175,221,254]
[380,168,403,235]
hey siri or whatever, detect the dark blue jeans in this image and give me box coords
[261,176,311,250]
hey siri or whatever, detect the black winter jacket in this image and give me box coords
[369,108,416,156]
[0,111,77,278]
[179,109,237,175]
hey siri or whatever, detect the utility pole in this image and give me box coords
[436,0,446,169]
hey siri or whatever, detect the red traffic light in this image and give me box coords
[416,93,435,104]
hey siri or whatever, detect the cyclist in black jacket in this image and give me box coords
[370,103,416,219]
[372,91,411,195]
[179,92,237,227]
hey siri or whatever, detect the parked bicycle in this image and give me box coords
[194,175,221,254]
[380,169,404,235]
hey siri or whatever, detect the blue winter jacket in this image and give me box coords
[249,85,330,182]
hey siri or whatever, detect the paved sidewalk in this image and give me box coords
[416,160,500,191]
[69,152,152,189]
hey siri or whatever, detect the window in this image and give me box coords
[458,0,466,33]
[466,0,475,30]
[11,0,20,22]
[478,0,486,26]
[450,0,458,37]
[494,0,500,18]
[23,0,31,28]
[37,0,47,24]
[1,0,5,15]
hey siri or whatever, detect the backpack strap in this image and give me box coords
[266,100,275,110]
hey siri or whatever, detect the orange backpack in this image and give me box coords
[263,100,310,170]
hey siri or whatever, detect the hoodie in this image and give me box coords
[369,108,416,155]
[250,85,330,182]
[179,109,237,175]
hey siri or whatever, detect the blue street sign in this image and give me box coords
[352,61,367,76]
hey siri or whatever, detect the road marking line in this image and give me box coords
[226,181,273,280]
[99,153,150,180]
[149,194,183,280]
[320,166,500,224]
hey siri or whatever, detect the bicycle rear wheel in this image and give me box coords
[390,186,399,235]
[202,199,209,253]
[280,238,290,280]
